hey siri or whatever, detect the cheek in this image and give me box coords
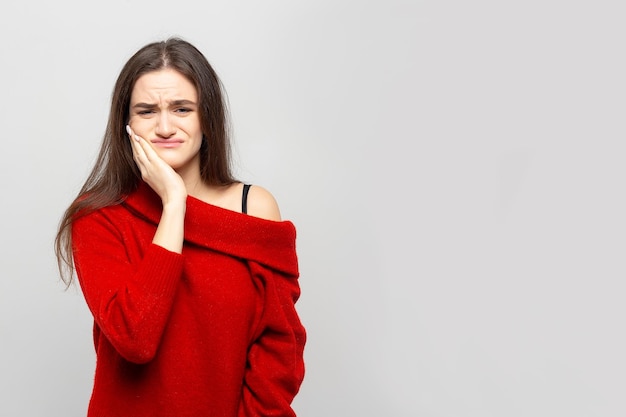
[187,127,204,148]
[128,117,153,138]
[192,138,203,154]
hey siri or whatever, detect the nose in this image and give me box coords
[155,113,176,138]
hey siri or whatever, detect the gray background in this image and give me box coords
[1,1,625,416]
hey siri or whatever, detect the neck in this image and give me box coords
[176,160,206,198]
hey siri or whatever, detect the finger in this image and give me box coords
[126,125,153,163]
[126,125,140,153]
[136,135,156,162]
[129,130,160,164]
[126,126,150,177]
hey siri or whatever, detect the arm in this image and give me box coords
[73,212,184,364]
[239,261,306,417]
[128,125,187,254]
[71,127,188,363]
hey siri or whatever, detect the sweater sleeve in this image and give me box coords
[72,210,184,364]
[238,261,306,417]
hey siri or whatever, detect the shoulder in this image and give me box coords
[246,184,282,221]
[71,203,128,241]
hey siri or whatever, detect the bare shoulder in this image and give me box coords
[246,184,282,221]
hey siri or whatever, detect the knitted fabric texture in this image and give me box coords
[72,182,306,417]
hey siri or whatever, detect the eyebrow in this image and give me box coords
[132,99,197,109]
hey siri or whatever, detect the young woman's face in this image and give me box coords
[128,68,203,174]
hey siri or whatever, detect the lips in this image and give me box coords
[151,139,184,148]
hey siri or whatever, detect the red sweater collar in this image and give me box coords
[122,181,299,277]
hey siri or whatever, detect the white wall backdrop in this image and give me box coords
[1,1,625,416]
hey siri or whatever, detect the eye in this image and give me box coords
[174,107,192,114]
[137,110,155,116]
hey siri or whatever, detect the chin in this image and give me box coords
[165,158,198,174]
[156,150,200,173]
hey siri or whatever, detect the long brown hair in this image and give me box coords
[55,37,235,287]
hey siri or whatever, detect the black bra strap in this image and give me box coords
[242,184,251,214]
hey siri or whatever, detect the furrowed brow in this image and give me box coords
[132,100,196,109]
[132,102,157,109]
[170,99,197,106]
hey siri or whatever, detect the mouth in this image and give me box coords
[151,139,184,148]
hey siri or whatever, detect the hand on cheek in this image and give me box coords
[126,125,187,205]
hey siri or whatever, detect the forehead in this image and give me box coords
[131,68,197,101]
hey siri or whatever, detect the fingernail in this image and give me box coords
[126,125,132,136]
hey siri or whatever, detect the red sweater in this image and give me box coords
[72,182,306,417]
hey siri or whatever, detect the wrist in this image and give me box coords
[161,198,187,215]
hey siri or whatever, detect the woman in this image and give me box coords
[54,37,306,417]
